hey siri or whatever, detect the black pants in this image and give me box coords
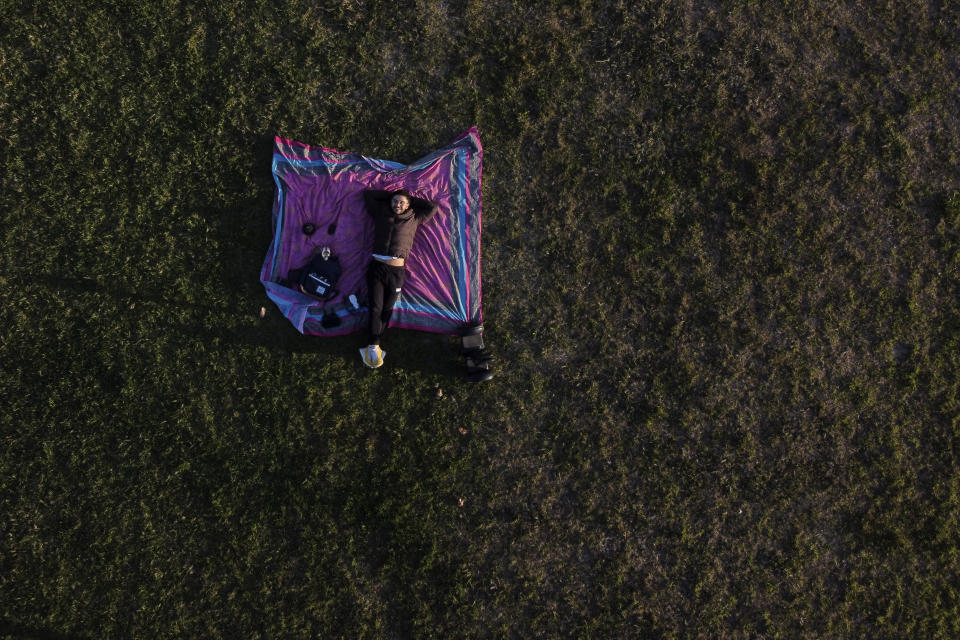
[366,261,406,345]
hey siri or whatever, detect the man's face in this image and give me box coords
[391,195,411,214]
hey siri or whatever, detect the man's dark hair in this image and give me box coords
[393,189,412,199]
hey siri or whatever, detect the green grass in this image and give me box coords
[2,0,959,637]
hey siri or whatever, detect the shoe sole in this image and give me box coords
[359,348,385,368]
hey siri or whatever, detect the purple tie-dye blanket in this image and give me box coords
[261,128,483,336]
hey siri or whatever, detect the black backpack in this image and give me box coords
[296,249,341,301]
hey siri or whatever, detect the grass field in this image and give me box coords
[2,0,959,638]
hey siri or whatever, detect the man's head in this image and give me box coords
[391,190,412,214]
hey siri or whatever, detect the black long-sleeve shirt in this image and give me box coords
[362,190,438,259]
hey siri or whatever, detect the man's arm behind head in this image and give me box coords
[411,195,439,222]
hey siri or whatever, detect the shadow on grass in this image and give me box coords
[12,132,471,378]
[0,619,90,640]
[19,272,465,378]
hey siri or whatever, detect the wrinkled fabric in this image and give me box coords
[261,128,483,336]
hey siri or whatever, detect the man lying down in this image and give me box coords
[359,188,438,369]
